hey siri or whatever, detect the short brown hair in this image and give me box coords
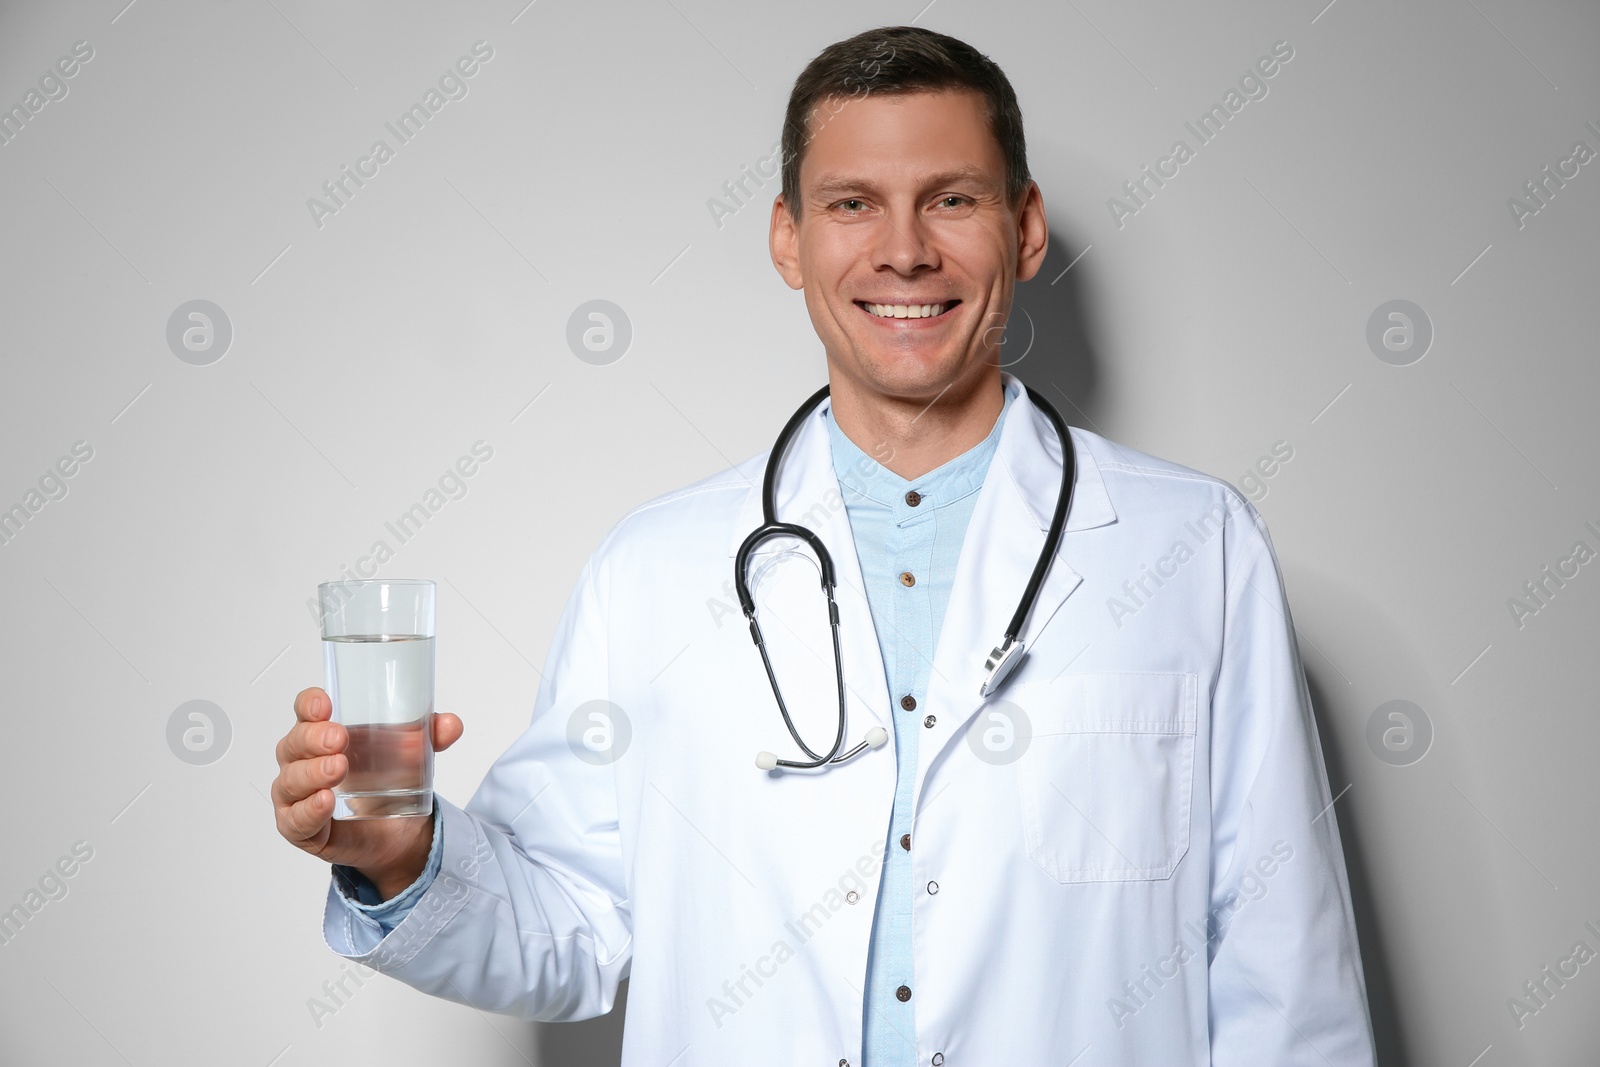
[780,26,1032,221]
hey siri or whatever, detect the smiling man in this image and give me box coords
[277,25,1378,1066]
[771,82,1031,480]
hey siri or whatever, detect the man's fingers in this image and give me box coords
[275,697,451,861]
[276,716,347,768]
[294,687,330,723]
[432,712,464,751]
[275,752,347,808]
[277,786,335,847]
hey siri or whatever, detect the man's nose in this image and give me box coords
[868,205,939,274]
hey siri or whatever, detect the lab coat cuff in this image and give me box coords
[322,795,476,966]
[330,805,445,920]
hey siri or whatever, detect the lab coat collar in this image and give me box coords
[722,370,1119,778]
[724,372,1117,559]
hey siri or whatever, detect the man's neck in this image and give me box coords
[826,368,1006,481]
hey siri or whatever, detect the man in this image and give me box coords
[275,25,1377,1066]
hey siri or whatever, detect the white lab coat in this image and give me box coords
[324,373,1377,1066]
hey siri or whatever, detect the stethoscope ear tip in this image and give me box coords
[755,751,779,771]
[865,727,888,748]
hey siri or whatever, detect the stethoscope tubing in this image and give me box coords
[736,381,1075,771]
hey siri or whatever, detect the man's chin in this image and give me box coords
[837,350,978,402]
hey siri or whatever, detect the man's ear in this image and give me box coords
[1013,181,1050,284]
[769,195,804,290]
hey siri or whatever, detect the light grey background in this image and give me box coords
[1,0,1596,1063]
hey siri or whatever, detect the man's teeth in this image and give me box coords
[863,302,950,319]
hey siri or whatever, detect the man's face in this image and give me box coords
[770,88,1047,407]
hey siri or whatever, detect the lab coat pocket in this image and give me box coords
[1012,672,1196,883]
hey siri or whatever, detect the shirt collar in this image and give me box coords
[725,372,1119,558]
[825,384,1014,511]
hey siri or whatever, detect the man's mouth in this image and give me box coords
[854,300,961,320]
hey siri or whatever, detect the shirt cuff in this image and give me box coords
[331,804,444,927]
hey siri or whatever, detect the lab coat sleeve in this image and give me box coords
[321,548,633,1021]
[1205,497,1377,1066]
[328,804,446,934]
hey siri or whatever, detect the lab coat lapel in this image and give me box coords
[915,376,1117,789]
[725,395,895,762]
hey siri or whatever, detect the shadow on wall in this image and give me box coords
[512,226,1107,1064]
[1290,551,1508,1066]
[531,977,628,1064]
[1007,226,1105,430]
[1305,665,1410,1067]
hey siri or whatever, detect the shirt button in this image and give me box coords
[900,694,917,711]
[900,833,911,851]
[896,984,912,1002]
[899,571,916,587]
[932,1055,945,1066]
[846,890,859,904]
[927,880,939,895]
[905,490,922,507]
[923,715,936,728]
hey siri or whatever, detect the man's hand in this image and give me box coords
[273,686,464,900]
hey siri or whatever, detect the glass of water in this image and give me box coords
[318,579,435,820]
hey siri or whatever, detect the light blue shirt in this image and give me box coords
[332,804,443,932]
[334,386,1014,1066]
[826,390,1011,1067]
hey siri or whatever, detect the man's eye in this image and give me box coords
[938,196,970,208]
[838,199,866,212]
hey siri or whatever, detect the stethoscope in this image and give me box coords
[736,382,1076,772]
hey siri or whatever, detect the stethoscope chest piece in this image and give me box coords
[980,640,1027,698]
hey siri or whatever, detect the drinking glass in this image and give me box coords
[317,579,435,820]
